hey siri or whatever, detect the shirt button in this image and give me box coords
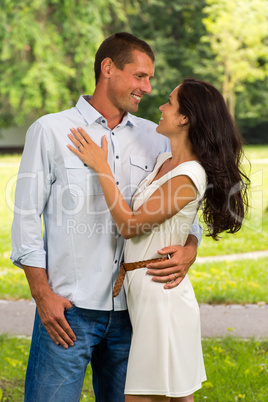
[116,181,119,185]
[102,119,105,124]
[115,260,118,264]
[112,132,115,135]
[116,155,119,159]
[145,165,148,169]
[84,163,87,167]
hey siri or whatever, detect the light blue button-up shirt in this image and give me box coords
[11,95,201,311]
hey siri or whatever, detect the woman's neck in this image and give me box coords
[168,136,197,167]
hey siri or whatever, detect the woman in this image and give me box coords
[67,78,249,401]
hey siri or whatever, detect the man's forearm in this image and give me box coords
[22,265,52,302]
[185,233,198,250]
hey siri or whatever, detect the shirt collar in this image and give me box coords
[76,95,137,128]
[76,95,101,126]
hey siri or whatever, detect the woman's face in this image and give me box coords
[156,86,187,136]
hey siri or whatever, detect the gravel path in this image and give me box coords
[1,299,268,339]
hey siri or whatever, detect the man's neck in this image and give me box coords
[89,92,126,130]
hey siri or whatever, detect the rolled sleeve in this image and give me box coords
[189,214,203,247]
[11,121,54,269]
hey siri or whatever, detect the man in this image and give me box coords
[11,32,201,402]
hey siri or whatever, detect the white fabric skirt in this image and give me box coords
[124,269,206,397]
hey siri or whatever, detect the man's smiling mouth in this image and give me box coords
[132,94,142,101]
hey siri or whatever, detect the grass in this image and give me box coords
[195,337,268,401]
[0,335,94,402]
[189,257,268,304]
[0,334,267,401]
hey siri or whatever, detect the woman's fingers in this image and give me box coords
[77,127,91,143]
[69,127,86,146]
[67,143,80,156]
[68,133,80,147]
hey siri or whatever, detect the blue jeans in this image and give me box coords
[25,306,132,402]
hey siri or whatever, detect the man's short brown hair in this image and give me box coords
[94,32,155,84]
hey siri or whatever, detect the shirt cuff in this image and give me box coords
[11,246,46,269]
[189,224,203,247]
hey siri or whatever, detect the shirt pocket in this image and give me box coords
[64,156,103,196]
[130,156,155,195]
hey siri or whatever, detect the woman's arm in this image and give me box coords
[67,127,197,239]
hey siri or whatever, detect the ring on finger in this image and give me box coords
[78,143,82,149]
[173,273,177,280]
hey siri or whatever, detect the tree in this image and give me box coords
[200,0,268,117]
[0,0,125,126]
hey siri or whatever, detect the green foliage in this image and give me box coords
[200,0,268,117]
[0,0,125,124]
[0,0,268,140]
[110,0,268,136]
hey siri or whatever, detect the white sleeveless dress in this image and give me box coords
[124,152,207,397]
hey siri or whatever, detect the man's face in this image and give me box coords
[108,50,155,114]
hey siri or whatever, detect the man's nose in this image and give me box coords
[141,78,152,94]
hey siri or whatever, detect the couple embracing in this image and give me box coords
[11,32,248,402]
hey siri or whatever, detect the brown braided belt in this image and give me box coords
[113,256,169,297]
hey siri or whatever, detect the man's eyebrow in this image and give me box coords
[135,71,154,78]
[137,72,151,76]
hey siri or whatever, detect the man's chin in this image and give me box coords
[126,105,139,114]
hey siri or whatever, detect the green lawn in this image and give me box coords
[0,335,267,401]
[189,257,268,304]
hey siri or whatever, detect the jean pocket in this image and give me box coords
[64,304,76,313]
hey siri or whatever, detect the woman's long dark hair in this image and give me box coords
[178,77,250,240]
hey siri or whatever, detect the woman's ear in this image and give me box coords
[100,58,113,79]
[181,116,189,125]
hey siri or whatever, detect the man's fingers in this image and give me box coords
[158,246,179,255]
[147,259,176,270]
[44,318,76,349]
[150,272,186,289]
[164,276,184,289]
[147,266,181,277]
[150,268,186,280]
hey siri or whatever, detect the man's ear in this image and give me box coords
[101,57,114,79]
